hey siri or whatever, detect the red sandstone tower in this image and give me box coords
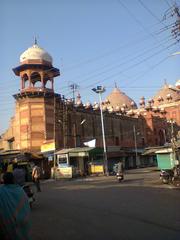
[12,40,60,151]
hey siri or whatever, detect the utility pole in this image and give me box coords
[162,3,180,42]
[69,83,79,103]
[53,94,56,170]
[62,97,68,149]
[133,125,138,167]
[171,4,180,40]
[166,3,180,41]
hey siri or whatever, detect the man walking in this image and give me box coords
[32,163,41,192]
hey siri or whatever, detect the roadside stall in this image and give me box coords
[54,147,104,179]
[155,145,180,184]
[156,148,177,170]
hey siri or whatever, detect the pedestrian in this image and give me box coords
[32,163,41,192]
[0,172,31,240]
[13,163,26,186]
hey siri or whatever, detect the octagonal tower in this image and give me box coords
[12,41,60,151]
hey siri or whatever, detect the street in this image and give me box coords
[31,168,180,240]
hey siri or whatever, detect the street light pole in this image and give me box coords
[92,86,108,175]
[168,119,176,164]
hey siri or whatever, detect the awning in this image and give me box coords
[0,150,21,156]
[155,148,173,154]
[30,153,44,159]
[55,147,103,157]
[142,148,159,156]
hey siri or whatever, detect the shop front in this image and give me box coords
[55,147,104,178]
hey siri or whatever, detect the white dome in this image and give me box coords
[20,43,53,63]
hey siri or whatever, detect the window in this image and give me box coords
[141,137,145,147]
[8,138,14,150]
[115,137,119,146]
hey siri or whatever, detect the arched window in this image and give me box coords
[30,72,41,87]
[22,73,29,88]
[45,80,52,89]
[44,74,52,89]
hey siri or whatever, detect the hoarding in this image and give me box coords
[41,142,55,152]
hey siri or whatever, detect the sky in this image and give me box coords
[0,0,180,134]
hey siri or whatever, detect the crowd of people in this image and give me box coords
[0,160,41,191]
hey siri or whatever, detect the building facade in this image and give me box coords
[0,42,180,168]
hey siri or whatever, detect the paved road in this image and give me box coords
[31,168,180,240]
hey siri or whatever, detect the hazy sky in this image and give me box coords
[0,0,180,134]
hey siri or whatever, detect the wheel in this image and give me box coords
[162,178,169,184]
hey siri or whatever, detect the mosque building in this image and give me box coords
[0,42,180,169]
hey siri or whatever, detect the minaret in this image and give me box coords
[12,41,60,151]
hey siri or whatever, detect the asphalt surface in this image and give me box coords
[30,167,180,240]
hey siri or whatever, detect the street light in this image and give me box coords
[92,86,108,175]
[172,51,180,56]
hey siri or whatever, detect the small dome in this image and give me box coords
[152,83,180,106]
[104,87,137,110]
[20,43,53,63]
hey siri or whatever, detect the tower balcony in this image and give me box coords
[20,87,54,93]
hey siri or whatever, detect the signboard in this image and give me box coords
[41,142,55,152]
[55,166,72,179]
[89,164,104,174]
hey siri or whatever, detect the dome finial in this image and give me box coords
[114,81,118,88]
[34,36,37,45]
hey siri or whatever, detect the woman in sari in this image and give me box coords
[0,172,31,240]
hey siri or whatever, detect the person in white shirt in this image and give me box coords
[32,163,41,192]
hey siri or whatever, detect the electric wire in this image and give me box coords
[82,41,178,90]
[138,0,167,25]
[68,36,174,86]
[61,40,177,99]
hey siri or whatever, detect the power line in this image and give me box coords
[164,0,172,8]
[138,0,165,24]
[82,41,177,89]
[70,36,174,86]
[121,55,170,88]
[63,20,171,72]
[117,0,168,48]
[61,40,177,98]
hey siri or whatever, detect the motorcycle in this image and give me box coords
[160,169,174,184]
[116,172,124,182]
[22,184,35,208]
